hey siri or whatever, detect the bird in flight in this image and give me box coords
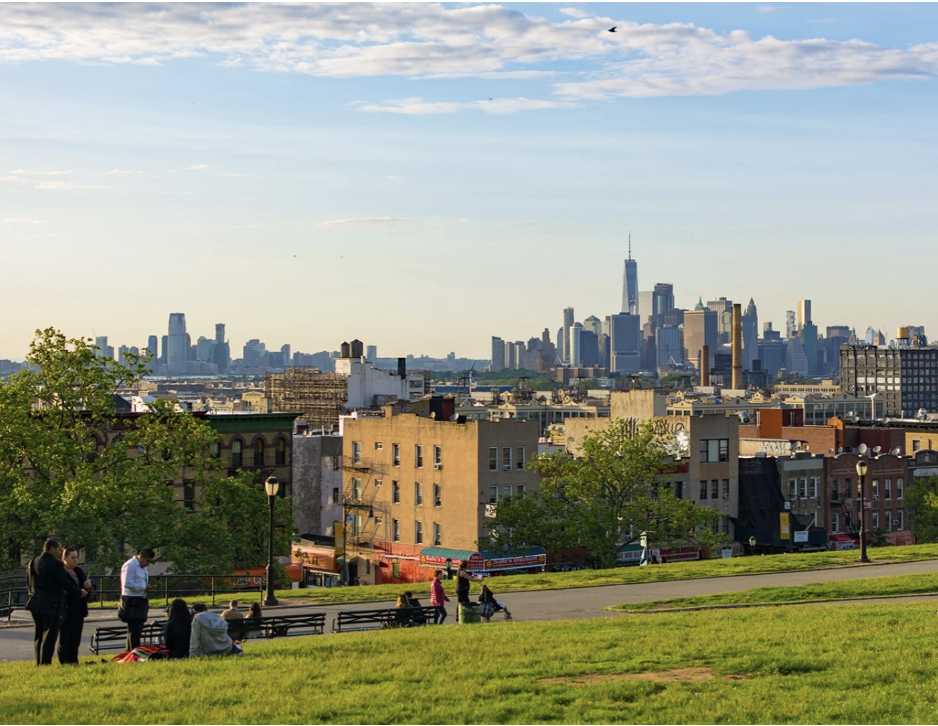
[608,26,617,32]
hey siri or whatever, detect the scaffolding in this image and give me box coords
[265,367,348,432]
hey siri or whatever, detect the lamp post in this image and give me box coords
[749,536,756,556]
[855,460,871,563]
[264,476,280,606]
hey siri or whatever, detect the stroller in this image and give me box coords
[478,583,512,622]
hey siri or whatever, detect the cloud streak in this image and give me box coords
[0,2,935,106]
[318,217,414,229]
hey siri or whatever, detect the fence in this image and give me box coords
[0,573,270,623]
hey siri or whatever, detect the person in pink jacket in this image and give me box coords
[429,570,451,624]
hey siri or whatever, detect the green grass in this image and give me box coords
[272,542,938,606]
[5,602,938,723]
[610,571,938,611]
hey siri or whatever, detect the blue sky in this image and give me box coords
[2,2,937,360]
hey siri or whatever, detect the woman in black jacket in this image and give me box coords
[164,599,192,659]
[58,547,91,665]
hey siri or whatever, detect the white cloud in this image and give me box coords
[9,169,72,175]
[358,96,579,115]
[3,217,44,224]
[0,3,933,103]
[34,180,110,191]
[185,163,211,171]
[227,224,259,230]
[318,217,414,229]
[376,175,405,182]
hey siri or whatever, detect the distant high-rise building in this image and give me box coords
[212,323,229,373]
[583,316,602,337]
[607,313,642,373]
[785,311,797,339]
[742,298,759,371]
[570,323,583,367]
[653,283,675,327]
[167,313,187,375]
[638,291,654,327]
[865,326,876,345]
[506,341,519,370]
[621,234,638,315]
[556,327,565,364]
[579,331,599,367]
[562,307,575,365]
[196,336,214,362]
[146,335,158,364]
[365,345,376,363]
[160,335,168,365]
[94,336,109,358]
[684,307,718,372]
[655,326,683,371]
[491,337,505,372]
[243,339,267,368]
[708,297,733,344]
[785,336,809,377]
[797,299,812,329]
[801,323,818,376]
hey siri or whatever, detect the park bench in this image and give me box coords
[332,606,440,633]
[225,612,326,641]
[89,621,167,655]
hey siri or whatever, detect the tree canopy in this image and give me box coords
[486,418,722,568]
[0,328,293,574]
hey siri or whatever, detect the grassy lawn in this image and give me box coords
[4,602,938,723]
[611,571,938,611]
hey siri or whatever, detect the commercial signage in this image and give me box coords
[617,545,700,564]
[420,552,485,570]
[418,551,546,571]
[334,521,345,557]
[793,530,809,543]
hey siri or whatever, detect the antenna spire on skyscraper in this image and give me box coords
[628,231,631,261]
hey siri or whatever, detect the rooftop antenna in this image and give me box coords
[628,231,632,261]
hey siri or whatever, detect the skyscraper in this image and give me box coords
[583,316,602,337]
[797,299,812,330]
[146,335,158,364]
[491,337,505,372]
[213,323,229,373]
[167,313,187,375]
[562,307,574,365]
[741,298,759,371]
[638,291,654,327]
[785,311,798,339]
[570,323,583,367]
[708,297,733,344]
[94,336,110,358]
[607,313,642,373]
[621,233,638,315]
[684,307,718,372]
[365,345,376,363]
[653,283,675,327]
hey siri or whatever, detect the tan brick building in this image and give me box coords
[340,409,541,584]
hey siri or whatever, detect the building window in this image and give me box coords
[375,479,383,488]
[503,484,512,500]
[183,481,195,512]
[231,440,242,468]
[392,559,400,577]
[885,479,892,500]
[352,478,361,500]
[721,480,729,499]
[872,512,879,529]
[913,439,921,452]
[799,478,807,499]
[392,519,400,542]
[375,442,383,451]
[674,480,683,499]
[898,478,904,499]
[415,521,423,545]
[433,522,442,546]
[516,446,526,470]
[392,444,400,467]
[434,446,442,468]
[415,482,423,506]
[433,484,441,507]
[253,439,264,467]
[275,438,286,466]
[503,447,512,471]
[209,442,220,459]
[886,511,892,531]
[490,486,498,504]
[517,484,526,496]
[832,513,840,533]
[699,481,707,500]
[721,516,729,535]
[415,445,423,468]
[898,509,905,530]
[352,441,362,464]
[700,439,729,463]
[789,479,797,499]
[392,482,400,504]
[810,478,818,499]
[872,480,880,500]
[489,447,498,471]
[710,480,719,499]
[831,481,840,501]
[332,487,339,504]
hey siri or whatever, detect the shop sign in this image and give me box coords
[483,553,546,570]
[420,552,485,570]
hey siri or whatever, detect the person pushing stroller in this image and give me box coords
[478,582,512,622]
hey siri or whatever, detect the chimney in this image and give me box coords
[732,303,742,390]
[397,357,407,379]
[700,345,710,387]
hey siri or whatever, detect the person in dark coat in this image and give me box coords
[25,537,83,666]
[58,547,92,664]
[163,599,192,659]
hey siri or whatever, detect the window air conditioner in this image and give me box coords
[893,520,901,527]
[722,493,730,499]
[434,464,443,470]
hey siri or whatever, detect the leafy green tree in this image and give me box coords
[0,328,294,574]
[907,476,938,543]
[487,418,721,568]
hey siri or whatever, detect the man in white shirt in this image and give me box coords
[119,548,153,651]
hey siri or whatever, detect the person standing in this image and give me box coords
[58,547,91,664]
[430,570,450,624]
[456,560,482,611]
[119,548,154,651]
[25,537,82,666]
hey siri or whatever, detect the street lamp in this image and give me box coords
[264,476,280,606]
[749,536,757,556]
[855,460,871,563]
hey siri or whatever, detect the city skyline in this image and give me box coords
[3,3,938,358]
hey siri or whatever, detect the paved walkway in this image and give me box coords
[5,559,938,663]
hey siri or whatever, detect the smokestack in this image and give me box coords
[701,345,710,387]
[397,357,407,379]
[732,303,742,390]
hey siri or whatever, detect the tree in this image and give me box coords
[0,328,294,574]
[487,418,722,568]
[907,476,938,543]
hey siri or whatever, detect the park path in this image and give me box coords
[4,558,938,662]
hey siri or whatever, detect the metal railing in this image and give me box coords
[0,573,270,623]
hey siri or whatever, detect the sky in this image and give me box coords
[2,2,938,361]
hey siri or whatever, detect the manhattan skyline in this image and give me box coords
[2,2,938,359]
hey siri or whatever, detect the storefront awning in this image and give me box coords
[417,546,546,572]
